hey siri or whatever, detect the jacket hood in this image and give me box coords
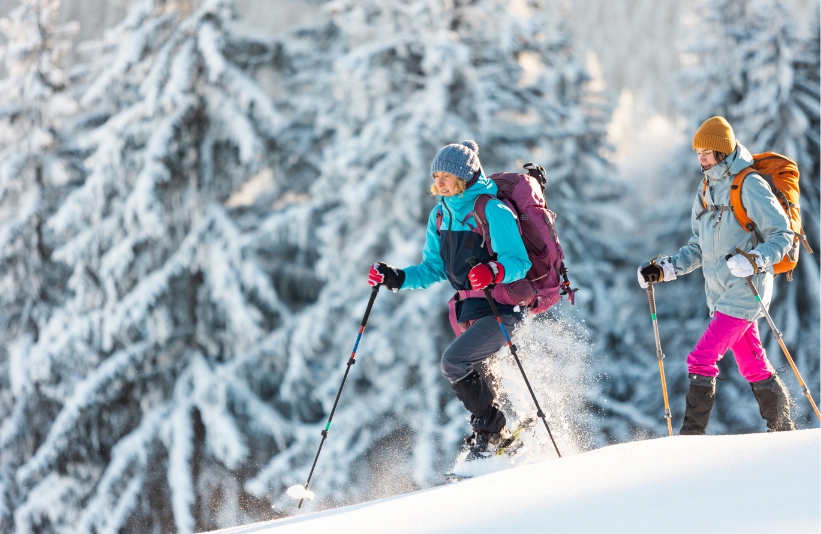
[702,143,754,184]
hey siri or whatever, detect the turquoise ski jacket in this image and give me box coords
[670,144,794,321]
[401,172,531,321]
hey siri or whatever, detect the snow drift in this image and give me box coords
[205,429,820,534]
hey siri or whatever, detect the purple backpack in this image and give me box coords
[473,165,575,314]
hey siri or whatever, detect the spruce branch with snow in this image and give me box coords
[0,2,80,529]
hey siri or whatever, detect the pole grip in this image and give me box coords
[361,285,379,327]
[467,257,503,317]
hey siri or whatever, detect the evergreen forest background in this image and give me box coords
[0,0,817,532]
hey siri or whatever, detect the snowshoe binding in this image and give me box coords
[465,417,535,462]
[465,427,511,461]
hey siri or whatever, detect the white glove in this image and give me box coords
[637,257,677,289]
[727,250,765,278]
[660,259,676,283]
[637,266,649,289]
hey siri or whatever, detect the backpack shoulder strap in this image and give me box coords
[472,194,495,253]
[729,166,758,233]
[700,178,708,209]
[472,194,493,227]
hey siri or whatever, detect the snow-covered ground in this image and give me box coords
[205,429,820,534]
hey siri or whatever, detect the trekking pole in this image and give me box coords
[729,248,820,420]
[467,258,561,458]
[644,268,674,436]
[296,285,380,508]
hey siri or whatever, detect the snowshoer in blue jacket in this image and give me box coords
[368,140,531,459]
[637,117,795,434]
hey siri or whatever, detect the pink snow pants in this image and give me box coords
[687,311,775,383]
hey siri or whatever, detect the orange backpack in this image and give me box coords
[700,152,813,281]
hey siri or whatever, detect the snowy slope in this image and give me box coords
[205,429,820,534]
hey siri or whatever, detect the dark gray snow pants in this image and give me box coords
[443,314,520,433]
[440,314,520,381]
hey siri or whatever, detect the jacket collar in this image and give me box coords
[440,170,497,215]
[702,143,754,185]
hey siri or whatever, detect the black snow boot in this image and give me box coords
[680,373,716,436]
[465,427,512,461]
[751,374,795,432]
[451,369,506,434]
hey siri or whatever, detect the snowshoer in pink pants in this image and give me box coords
[637,117,795,435]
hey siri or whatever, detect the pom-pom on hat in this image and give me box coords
[692,116,737,154]
[430,140,481,182]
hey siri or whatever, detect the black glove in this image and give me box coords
[368,262,405,290]
[638,261,663,285]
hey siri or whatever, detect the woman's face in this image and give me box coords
[695,148,718,170]
[433,172,460,197]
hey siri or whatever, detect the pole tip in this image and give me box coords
[287,484,315,502]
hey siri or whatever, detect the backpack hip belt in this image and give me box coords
[456,289,488,301]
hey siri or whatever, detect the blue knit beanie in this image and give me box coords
[430,140,481,182]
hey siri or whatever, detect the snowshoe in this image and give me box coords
[496,416,535,457]
[447,417,536,481]
[465,417,535,462]
[465,427,511,462]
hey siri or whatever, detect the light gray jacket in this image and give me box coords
[670,144,793,321]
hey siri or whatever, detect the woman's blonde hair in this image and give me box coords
[430,175,467,197]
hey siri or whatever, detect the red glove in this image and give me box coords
[468,261,505,290]
[368,262,404,290]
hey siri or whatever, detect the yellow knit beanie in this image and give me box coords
[692,116,736,154]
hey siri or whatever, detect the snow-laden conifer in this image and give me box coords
[3,1,294,532]
[0,1,80,531]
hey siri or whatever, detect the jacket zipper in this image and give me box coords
[441,199,458,285]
